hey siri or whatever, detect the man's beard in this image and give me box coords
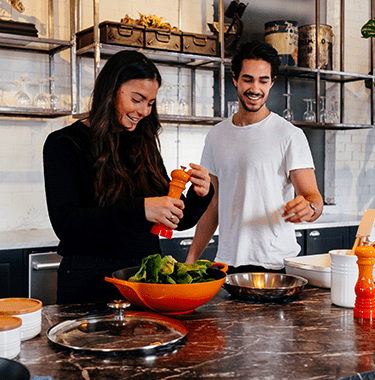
[238,92,267,113]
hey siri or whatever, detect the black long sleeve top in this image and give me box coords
[43,121,214,260]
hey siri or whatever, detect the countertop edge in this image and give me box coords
[0,214,362,250]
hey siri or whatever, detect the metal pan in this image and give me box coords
[223,273,308,302]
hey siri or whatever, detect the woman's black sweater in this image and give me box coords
[43,120,214,260]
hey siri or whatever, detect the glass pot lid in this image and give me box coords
[47,300,188,354]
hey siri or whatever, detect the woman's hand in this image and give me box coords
[144,196,184,229]
[188,163,211,197]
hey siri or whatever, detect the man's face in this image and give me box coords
[233,59,274,114]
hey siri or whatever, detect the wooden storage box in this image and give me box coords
[0,20,38,37]
[76,21,144,49]
[182,32,217,56]
[144,28,181,52]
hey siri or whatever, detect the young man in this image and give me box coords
[185,40,323,274]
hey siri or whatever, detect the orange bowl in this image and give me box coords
[105,262,228,315]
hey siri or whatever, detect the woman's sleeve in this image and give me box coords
[177,182,214,231]
[43,133,152,245]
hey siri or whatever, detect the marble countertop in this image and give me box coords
[0,214,363,250]
[15,286,375,380]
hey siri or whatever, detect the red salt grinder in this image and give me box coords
[150,168,191,239]
[354,245,375,319]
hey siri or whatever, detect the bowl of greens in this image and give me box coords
[105,254,228,315]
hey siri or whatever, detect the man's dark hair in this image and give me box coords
[231,40,281,81]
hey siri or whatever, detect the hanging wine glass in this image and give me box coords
[303,99,316,122]
[158,84,167,114]
[178,83,189,116]
[49,77,59,110]
[227,101,239,118]
[282,93,294,121]
[319,96,329,124]
[34,79,49,109]
[164,83,175,115]
[15,76,31,107]
[327,96,339,123]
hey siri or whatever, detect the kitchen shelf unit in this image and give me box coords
[72,0,229,125]
[0,0,77,118]
[276,0,375,130]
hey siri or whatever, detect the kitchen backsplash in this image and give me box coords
[0,0,374,232]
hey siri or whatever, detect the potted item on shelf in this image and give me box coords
[361,17,375,89]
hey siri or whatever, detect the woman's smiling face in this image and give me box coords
[115,78,159,131]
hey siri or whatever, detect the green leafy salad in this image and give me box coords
[129,254,215,284]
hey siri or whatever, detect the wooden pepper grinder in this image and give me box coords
[354,245,375,319]
[151,167,191,239]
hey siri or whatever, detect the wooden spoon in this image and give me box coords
[350,209,375,254]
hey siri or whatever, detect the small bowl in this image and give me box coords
[105,262,228,315]
[223,273,308,302]
[0,298,42,341]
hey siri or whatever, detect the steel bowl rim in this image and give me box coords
[224,272,308,290]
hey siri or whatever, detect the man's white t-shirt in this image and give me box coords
[201,112,315,269]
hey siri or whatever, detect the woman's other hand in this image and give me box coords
[188,163,211,197]
[144,196,184,228]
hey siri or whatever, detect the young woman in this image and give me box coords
[43,50,213,304]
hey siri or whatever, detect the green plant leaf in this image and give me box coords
[361,17,375,38]
[128,254,214,284]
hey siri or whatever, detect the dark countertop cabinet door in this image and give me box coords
[0,249,26,298]
[305,226,353,255]
[160,236,218,263]
[295,230,305,256]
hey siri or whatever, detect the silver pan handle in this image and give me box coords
[180,238,215,246]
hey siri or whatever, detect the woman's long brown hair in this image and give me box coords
[88,50,169,206]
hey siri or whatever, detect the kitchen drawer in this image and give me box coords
[160,236,218,263]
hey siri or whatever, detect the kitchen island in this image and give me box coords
[16,286,375,380]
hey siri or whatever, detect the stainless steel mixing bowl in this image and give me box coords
[223,272,308,302]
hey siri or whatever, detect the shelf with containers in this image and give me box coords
[72,0,229,125]
[0,0,77,118]
[272,0,375,130]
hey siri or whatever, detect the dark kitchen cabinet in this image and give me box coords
[160,236,218,263]
[0,249,27,298]
[295,230,306,256]
[301,226,357,255]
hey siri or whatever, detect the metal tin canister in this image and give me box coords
[298,24,333,69]
[265,20,298,66]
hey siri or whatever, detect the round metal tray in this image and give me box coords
[47,301,188,354]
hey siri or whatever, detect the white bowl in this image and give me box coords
[0,298,42,341]
[284,254,331,288]
[0,316,22,359]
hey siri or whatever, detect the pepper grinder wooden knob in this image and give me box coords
[151,168,191,239]
[354,245,375,319]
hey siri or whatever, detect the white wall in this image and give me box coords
[326,0,375,214]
